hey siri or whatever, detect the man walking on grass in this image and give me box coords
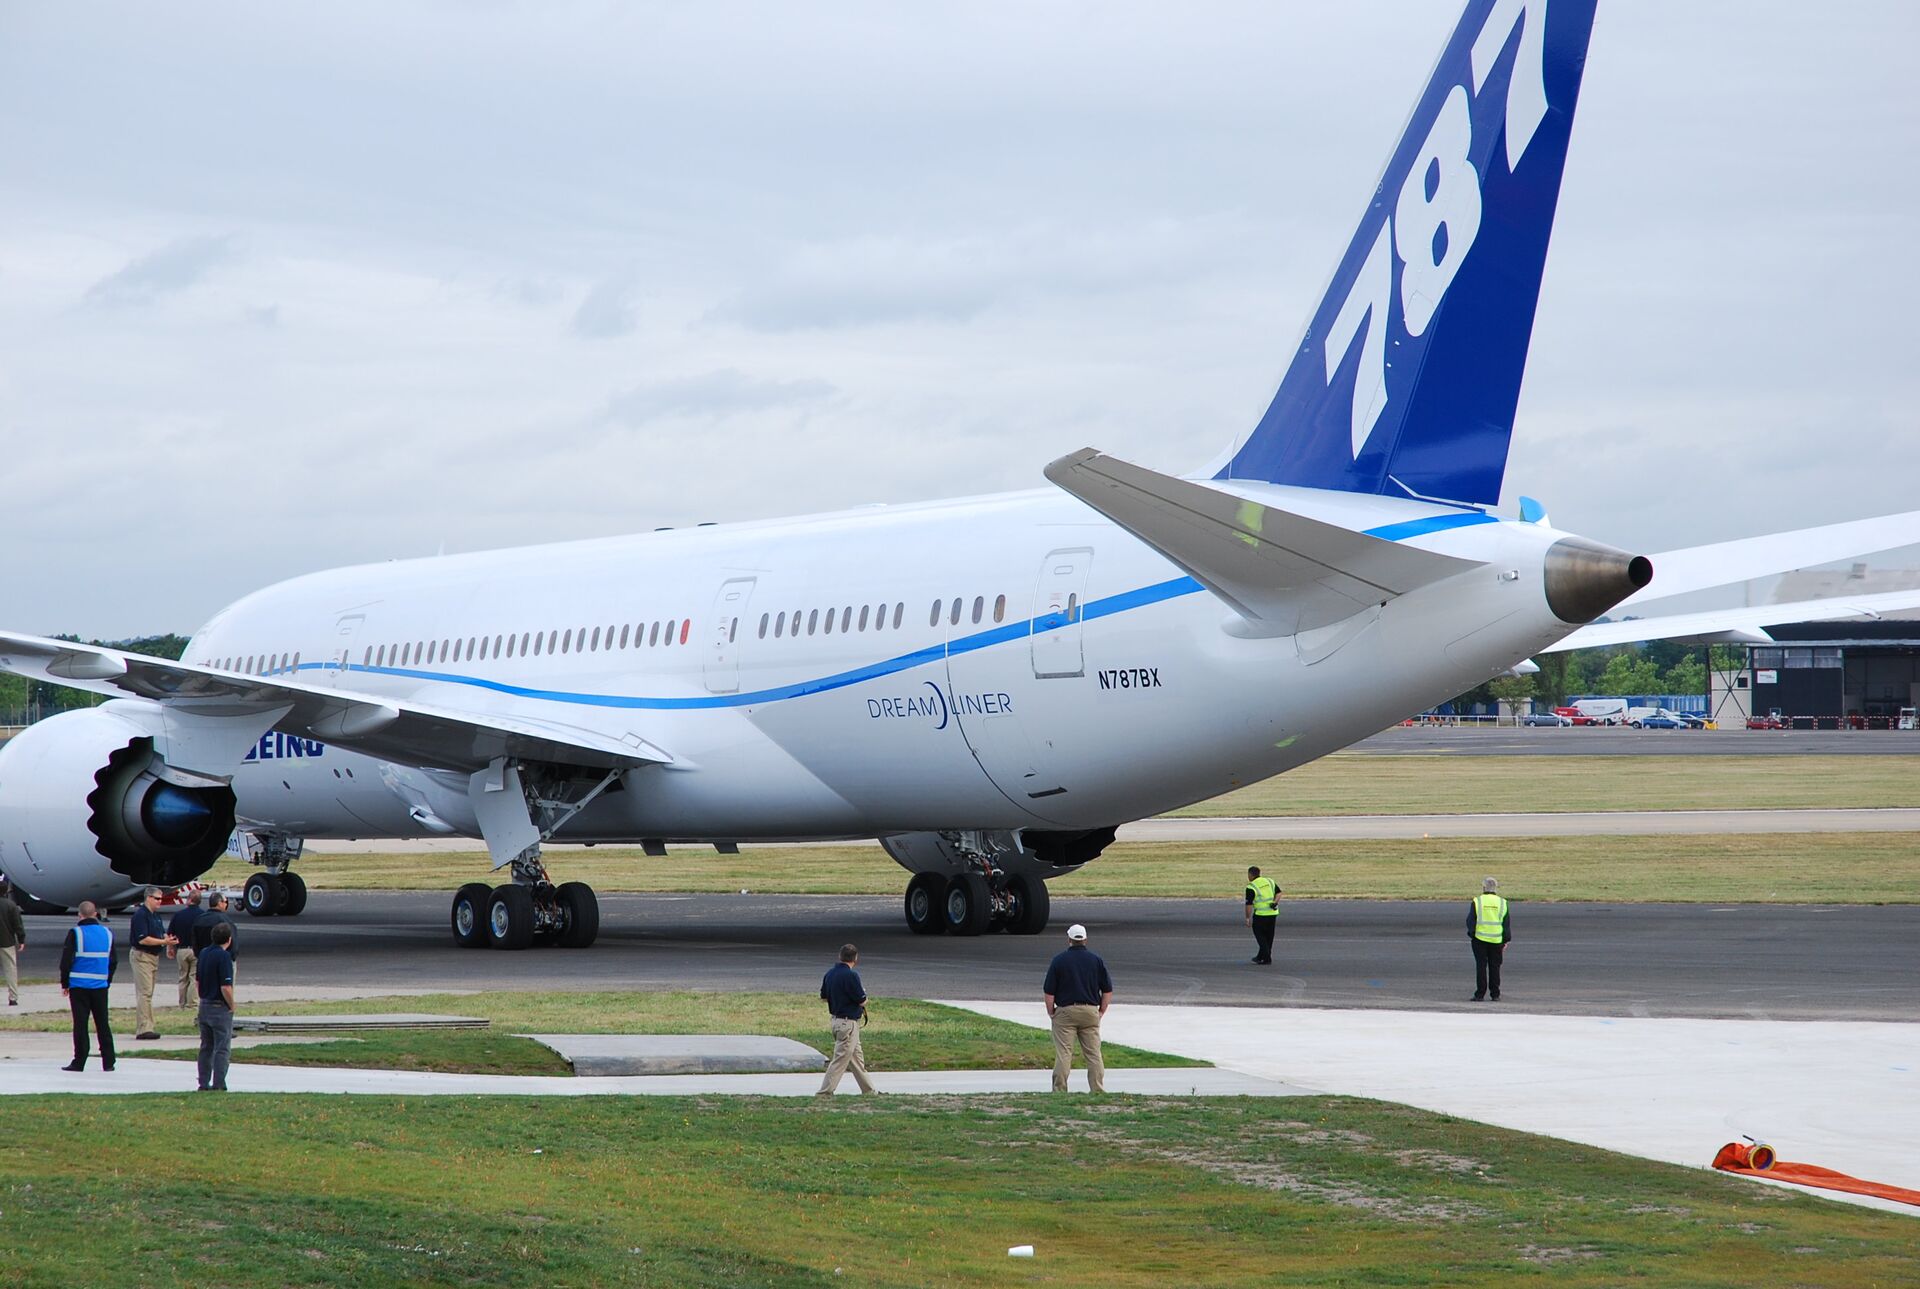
[1044,923,1112,1093]
[816,943,877,1096]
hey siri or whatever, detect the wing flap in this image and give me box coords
[1623,509,1920,608]
[0,632,670,774]
[1045,448,1481,634]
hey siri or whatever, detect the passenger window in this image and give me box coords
[972,595,984,624]
[929,601,940,627]
[858,605,870,631]
[1067,593,1079,622]
[679,619,690,645]
[824,606,835,635]
[949,598,962,626]
[759,613,769,639]
[774,611,785,638]
[362,647,371,665]
[840,607,852,632]
[649,622,659,646]
[619,625,630,649]
[590,627,601,651]
[533,634,543,657]
[562,629,572,654]
[808,609,819,635]
[893,602,904,629]
[994,594,1006,623]
[729,617,739,644]
[548,630,559,654]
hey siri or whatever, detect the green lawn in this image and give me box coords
[1172,752,1920,816]
[215,831,1920,903]
[0,991,1202,1075]
[2,1093,1910,1287]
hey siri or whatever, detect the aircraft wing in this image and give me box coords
[1621,509,1920,608]
[0,631,671,774]
[1045,448,1481,635]
[1542,589,1920,652]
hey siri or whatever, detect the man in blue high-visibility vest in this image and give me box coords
[59,901,117,1072]
[1467,877,1512,1002]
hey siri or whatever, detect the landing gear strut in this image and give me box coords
[450,758,614,950]
[902,833,1051,937]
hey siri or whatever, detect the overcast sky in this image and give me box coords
[2,2,1916,639]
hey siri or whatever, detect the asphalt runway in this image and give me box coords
[1350,726,1920,755]
[26,892,1915,1023]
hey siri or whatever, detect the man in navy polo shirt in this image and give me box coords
[127,886,176,1040]
[815,943,877,1096]
[1043,923,1113,1093]
[195,920,237,1092]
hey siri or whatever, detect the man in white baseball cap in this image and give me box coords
[1042,923,1113,1092]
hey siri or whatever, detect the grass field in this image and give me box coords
[0,991,1202,1075]
[1171,752,1920,816]
[209,831,1920,903]
[4,1093,1912,1287]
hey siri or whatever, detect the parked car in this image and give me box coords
[1636,713,1687,729]
[1746,714,1787,730]
[1521,712,1572,726]
[1672,712,1708,728]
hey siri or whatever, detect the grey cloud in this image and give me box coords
[84,233,235,307]
[603,368,837,426]
[571,275,638,338]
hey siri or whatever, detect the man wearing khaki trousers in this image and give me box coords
[815,943,878,1096]
[1043,923,1113,1092]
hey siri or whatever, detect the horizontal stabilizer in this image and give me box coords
[0,632,671,775]
[1045,448,1481,635]
[1623,509,1920,608]
[1544,589,1920,652]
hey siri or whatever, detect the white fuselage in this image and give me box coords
[187,481,1579,846]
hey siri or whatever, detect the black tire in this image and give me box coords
[278,871,308,917]
[556,881,600,949]
[904,872,947,935]
[1006,874,1050,935]
[486,884,535,950]
[451,882,492,948]
[243,873,280,918]
[943,872,992,937]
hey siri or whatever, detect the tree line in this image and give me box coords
[0,634,189,723]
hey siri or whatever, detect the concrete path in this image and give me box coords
[947,1001,1920,1217]
[2,983,472,1017]
[0,1059,1294,1099]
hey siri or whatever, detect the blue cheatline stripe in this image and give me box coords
[290,574,1209,712]
[1361,512,1497,542]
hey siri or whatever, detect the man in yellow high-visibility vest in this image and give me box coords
[1467,876,1511,1001]
[1244,866,1281,965]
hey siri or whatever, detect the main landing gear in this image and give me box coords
[450,851,600,950]
[903,868,1049,937]
[241,834,307,918]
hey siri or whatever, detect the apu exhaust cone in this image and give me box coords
[1544,538,1654,625]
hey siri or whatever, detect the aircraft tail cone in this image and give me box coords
[1544,538,1653,625]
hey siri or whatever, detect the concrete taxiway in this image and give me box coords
[16,893,1917,1021]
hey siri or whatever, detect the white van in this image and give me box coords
[1571,698,1627,725]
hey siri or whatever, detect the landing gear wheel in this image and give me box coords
[486,884,535,950]
[1006,874,1050,934]
[905,873,948,935]
[943,872,992,937]
[243,872,281,918]
[451,882,492,948]
[556,881,600,948]
[278,871,308,917]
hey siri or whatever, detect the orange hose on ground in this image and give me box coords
[1713,1143,1920,1207]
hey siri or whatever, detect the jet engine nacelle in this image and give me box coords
[0,705,237,907]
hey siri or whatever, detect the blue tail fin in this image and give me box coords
[1217,0,1597,506]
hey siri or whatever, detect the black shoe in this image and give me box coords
[1470,994,1485,1002]
[1489,995,1501,1002]
[195,1086,209,1092]
[103,1062,115,1072]
[135,1031,160,1041]
[1251,955,1263,963]
[62,1061,85,1072]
